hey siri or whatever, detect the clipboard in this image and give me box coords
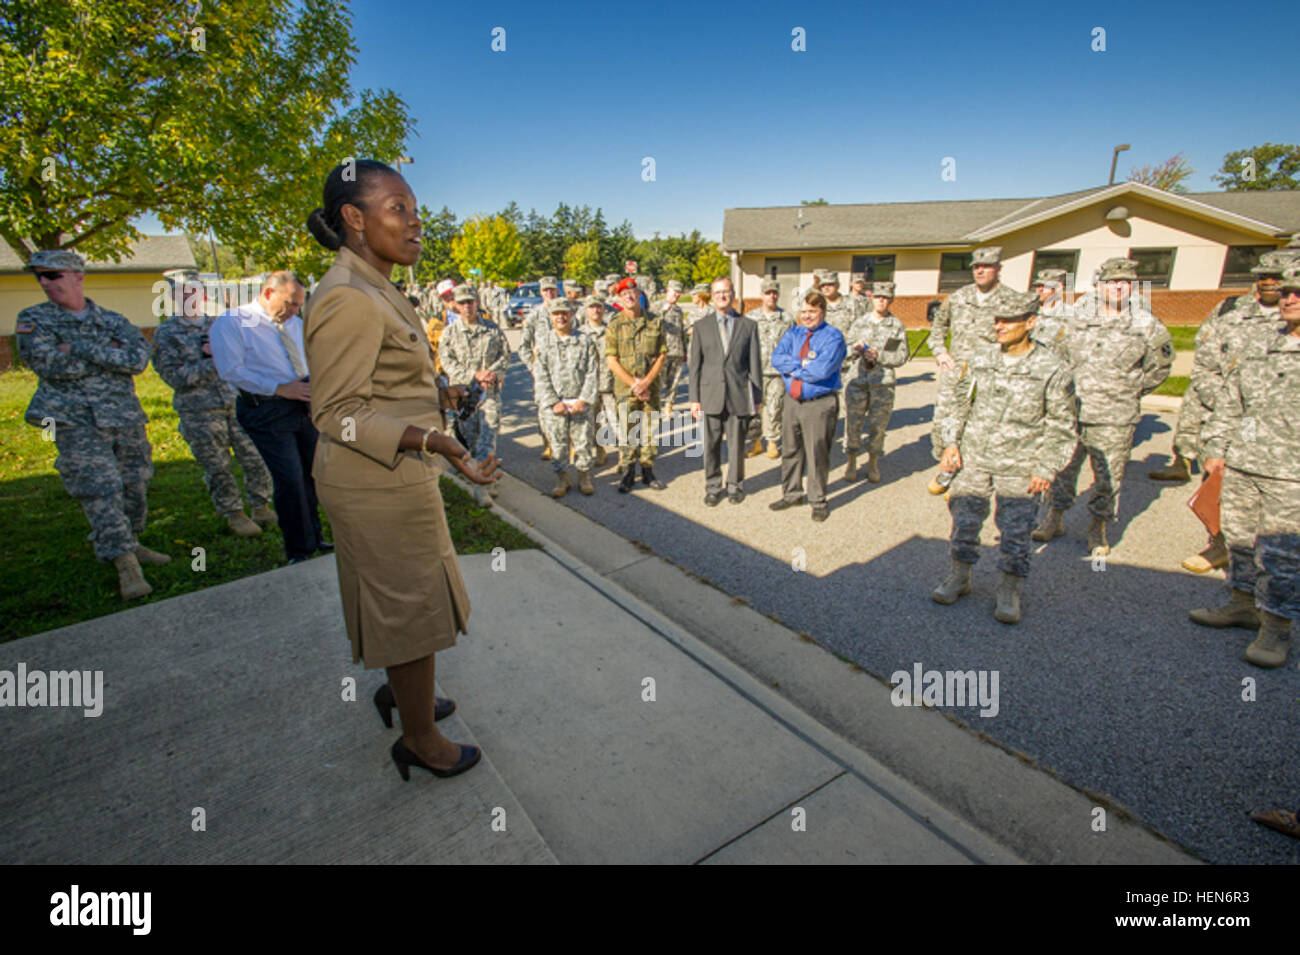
[1187,469,1222,536]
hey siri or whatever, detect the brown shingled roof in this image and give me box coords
[0,235,197,273]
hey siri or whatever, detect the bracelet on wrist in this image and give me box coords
[422,427,437,453]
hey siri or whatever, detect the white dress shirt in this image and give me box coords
[209,300,307,397]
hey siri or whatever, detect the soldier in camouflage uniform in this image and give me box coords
[817,271,860,336]
[744,278,794,459]
[1193,265,1300,668]
[1165,250,1295,573]
[439,284,510,507]
[151,276,274,537]
[15,250,168,600]
[518,275,563,459]
[841,282,909,483]
[535,298,600,497]
[682,284,712,348]
[605,277,667,493]
[928,246,1024,493]
[1030,268,1074,349]
[580,296,617,468]
[1033,257,1173,555]
[850,273,871,316]
[657,280,687,411]
[932,291,1078,623]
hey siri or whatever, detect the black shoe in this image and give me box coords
[728,490,745,504]
[374,684,455,728]
[617,468,636,494]
[288,556,309,565]
[391,738,481,780]
[316,541,334,554]
[811,504,829,522]
[769,495,806,511]
[641,466,665,490]
[704,491,721,507]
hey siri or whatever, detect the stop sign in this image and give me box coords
[625,260,637,275]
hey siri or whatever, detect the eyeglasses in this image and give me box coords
[34,271,64,281]
[1281,288,1300,298]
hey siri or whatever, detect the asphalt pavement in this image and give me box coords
[495,328,1300,865]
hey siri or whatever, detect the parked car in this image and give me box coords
[505,280,571,327]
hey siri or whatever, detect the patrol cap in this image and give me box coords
[665,280,683,293]
[1251,250,1300,275]
[1096,257,1139,281]
[818,271,840,286]
[539,275,559,290]
[1033,268,1067,289]
[992,290,1040,320]
[26,249,86,273]
[581,295,602,308]
[436,278,456,297]
[1286,233,1300,249]
[603,273,621,283]
[593,279,609,292]
[760,278,780,293]
[872,281,895,298]
[691,283,709,296]
[1279,266,1300,291]
[453,284,477,302]
[548,297,575,314]
[851,272,866,285]
[970,246,1002,267]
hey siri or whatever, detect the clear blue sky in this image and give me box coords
[146,0,1291,241]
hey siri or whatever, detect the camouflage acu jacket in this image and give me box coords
[842,311,909,386]
[151,314,237,413]
[16,298,150,427]
[746,306,794,377]
[1200,327,1300,481]
[535,331,600,408]
[659,303,686,358]
[930,283,1022,361]
[580,322,615,392]
[1188,297,1280,415]
[1057,295,1173,426]
[822,295,861,336]
[941,342,1078,482]
[439,318,510,391]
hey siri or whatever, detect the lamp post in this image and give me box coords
[1108,143,1131,185]
[393,155,416,286]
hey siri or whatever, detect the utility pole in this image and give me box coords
[1109,144,1131,185]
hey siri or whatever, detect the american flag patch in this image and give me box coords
[15,321,34,333]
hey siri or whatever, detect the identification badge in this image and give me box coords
[808,350,817,359]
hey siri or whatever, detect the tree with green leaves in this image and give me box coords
[412,205,460,285]
[563,240,601,286]
[1127,153,1194,193]
[1212,143,1300,191]
[801,198,829,206]
[0,0,412,277]
[451,216,525,284]
[692,243,731,285]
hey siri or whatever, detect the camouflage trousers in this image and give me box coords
[843,380,895,456]
[747,376,786,444]
[1221,467,1300,619]
[53,422,153,561]
[458,392,500,462]
[541,406,593,472]
[591,392,619,448]
[931,361,964,461]
[660,357,684,406]
[948,467,1040,577]
[177,406,272,517]
[615,395,660,465]
[1172,394,1207,459]
[1048,423,1135,521]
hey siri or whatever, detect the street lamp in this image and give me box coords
[393,155,416,286]
[1108,144,1131,185]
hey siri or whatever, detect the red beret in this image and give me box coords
[613,277,639,294]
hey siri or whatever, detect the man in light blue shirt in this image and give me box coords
[210,272,329,563]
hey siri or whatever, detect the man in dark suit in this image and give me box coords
[688,277,763,506]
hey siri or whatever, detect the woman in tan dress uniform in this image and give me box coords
[304,159,499,780]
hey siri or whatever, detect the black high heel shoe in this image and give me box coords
[391,738,482,780]
[373,684,456,728]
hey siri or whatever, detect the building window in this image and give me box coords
[1221,245,1276,287]
[1128,248,1175,288]
[1030,250,1079,290]
[850,254,896,283]
[938,252,974,291]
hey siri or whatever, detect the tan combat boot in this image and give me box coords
[931,560,973,605]
[540,438,552,461]
[1032,508,1065,542]
[745,438,763,458]
[577,469,594,495]
[1181,532,1228,573]
[1086,518,1109,556]
[766,440,780,459]
[1189,588,1259,629]
[227,512,262,537]
[550,471,571,498]
[1149,453,1190,483]
[843,453,858,482]
[1244,612,1292,668]
[865,454,881,483]
[113,552,152,600]
[250,505,277,527]
[134,544,172,565]
[994,572,1022,624]
[594,446,607,467]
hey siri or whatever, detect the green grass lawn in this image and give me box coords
[0,367,535,642]
[1154,375,1190,397]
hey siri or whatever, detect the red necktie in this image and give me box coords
[790,328,813,399]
